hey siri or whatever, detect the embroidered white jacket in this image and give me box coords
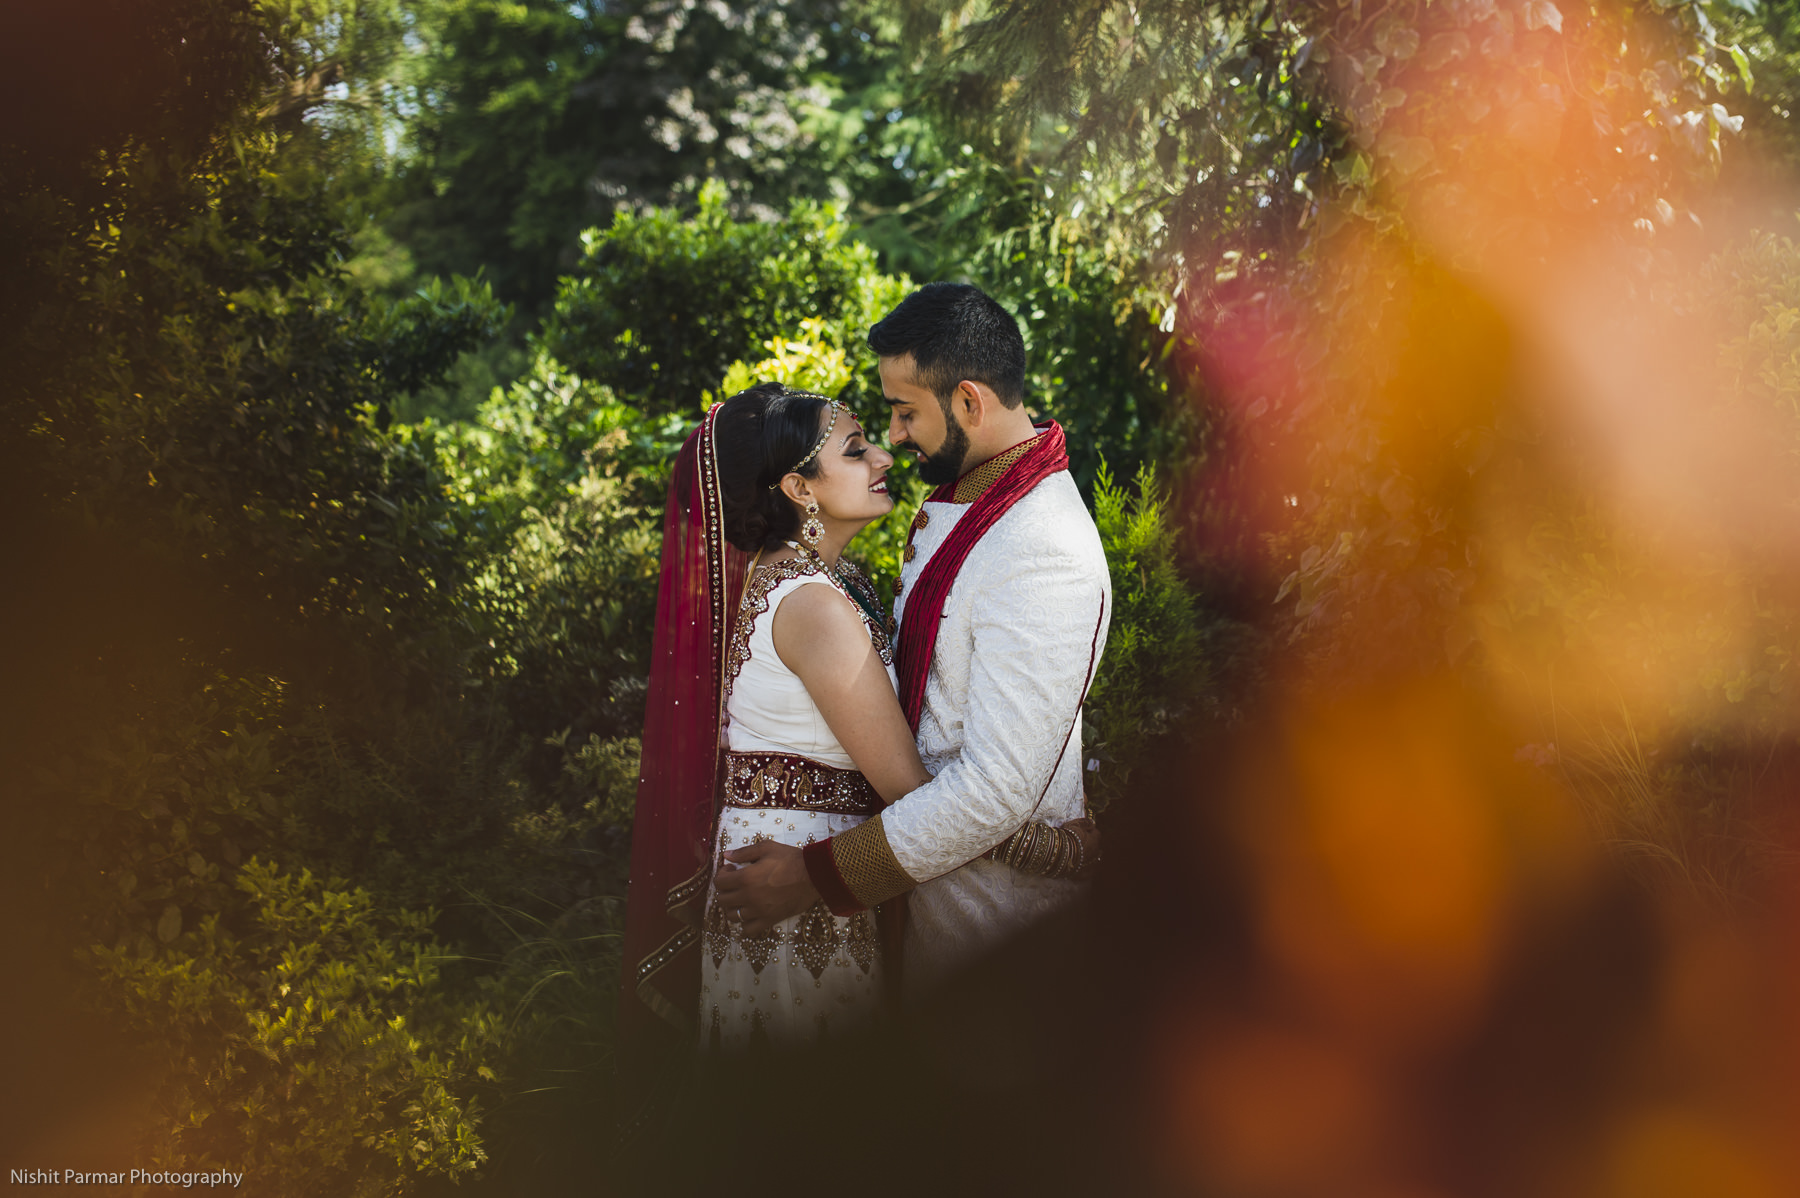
[883,468,1111,991]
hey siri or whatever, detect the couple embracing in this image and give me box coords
[621,283,1111,1049]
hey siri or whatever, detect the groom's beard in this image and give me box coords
[913,409,971,486]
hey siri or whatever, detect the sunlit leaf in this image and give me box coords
[1724,43,1753,93]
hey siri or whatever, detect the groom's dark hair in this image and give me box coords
[867,283,1026,409]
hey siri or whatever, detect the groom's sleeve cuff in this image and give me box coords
[804,815,916,916]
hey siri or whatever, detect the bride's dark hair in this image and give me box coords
[713,382,833,552]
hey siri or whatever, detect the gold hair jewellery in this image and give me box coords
[768,397,843,489]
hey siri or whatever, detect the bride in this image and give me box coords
[619,383,1086,1051]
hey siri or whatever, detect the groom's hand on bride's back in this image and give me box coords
[714,841,820,935]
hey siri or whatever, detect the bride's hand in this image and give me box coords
[1064,817,1101,881]
[714,841,821,935]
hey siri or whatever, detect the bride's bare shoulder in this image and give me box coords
[770,572,861,647]
[770,573,858,626]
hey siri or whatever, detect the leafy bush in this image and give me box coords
[424,358,675,746]
[379,0,888,310]
[4,17,624,1188]
[30,672,284,956]
[89,860,505,1196]
[1084,461,1256,812]
[10,130,505,686]
[537,180,908,413]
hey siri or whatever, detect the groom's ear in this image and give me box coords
[955,379,988,426]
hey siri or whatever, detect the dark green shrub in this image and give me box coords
[30,672,284,958]
[428,363,675,746]
[89,860,505,1196]
[1084,461,1257,812]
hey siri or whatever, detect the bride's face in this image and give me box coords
[801,409,895,528]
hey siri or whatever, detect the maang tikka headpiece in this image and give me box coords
[767,395,843,490]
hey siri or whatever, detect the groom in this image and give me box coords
[715,282,1112,993]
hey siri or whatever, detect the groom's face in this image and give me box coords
[880,355,971,487]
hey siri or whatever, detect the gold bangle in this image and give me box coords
[1000,827,1025,870]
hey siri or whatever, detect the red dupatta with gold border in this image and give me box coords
[619,405,748,1044]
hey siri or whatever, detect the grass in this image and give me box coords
[1548,702,1794,908]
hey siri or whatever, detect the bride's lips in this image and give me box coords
[869,476,889,494]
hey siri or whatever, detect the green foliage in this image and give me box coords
[271,707,541,912]
[462,433,666,740]
[0,0,269,202]
[910,0,1736,277]
[720,316,859,398]
[553,734,643,832]
[421,354,678,741]
[258,0,426,152]
[377,0,898,308]
[29,673,283,954]
[540,181,911,413]
[89,860,505,1195]
[8,126,506,682]
[1084,462,1255,811]
[1714,0,1800,200]
[5,6,643,1188]
[901,0,1749,697]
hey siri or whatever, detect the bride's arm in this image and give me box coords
[771,581,930,805]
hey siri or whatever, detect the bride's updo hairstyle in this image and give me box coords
[713,382,834,552]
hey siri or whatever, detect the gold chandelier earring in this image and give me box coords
[801,500,824,550]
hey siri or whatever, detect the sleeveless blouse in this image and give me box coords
[723,561,896,768]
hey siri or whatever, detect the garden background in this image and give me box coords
[4,0,1800,1193]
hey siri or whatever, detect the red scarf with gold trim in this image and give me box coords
[895,420,1069,731]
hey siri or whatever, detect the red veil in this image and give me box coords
[619,404,748,1045]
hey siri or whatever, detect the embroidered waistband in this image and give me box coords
[723,752,881,816]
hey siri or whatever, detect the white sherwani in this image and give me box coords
[884,468,1111,992]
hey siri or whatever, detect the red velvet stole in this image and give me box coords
[895,421,1070,731]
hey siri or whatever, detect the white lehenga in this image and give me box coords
[699,555,895,1049]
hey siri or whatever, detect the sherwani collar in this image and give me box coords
[949,434,1044,504]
